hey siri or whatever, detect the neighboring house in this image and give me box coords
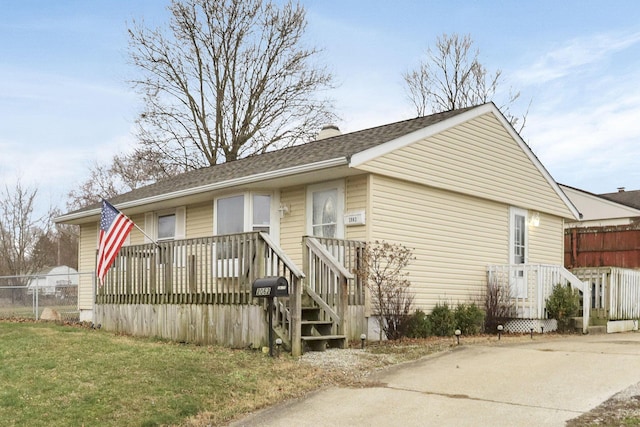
[27,265,79,296]
[560,185,640,332]
[600,187,640,210]
[56,103,586,354]
[561,184,640,269]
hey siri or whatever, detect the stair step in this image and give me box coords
[301,320,333,325]
[301,334,346,341]
[301,307,321,321]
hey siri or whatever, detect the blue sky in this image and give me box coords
[1,1,639,214]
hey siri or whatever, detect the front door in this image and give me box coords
[307,181,345,239]
[509,207,528,299]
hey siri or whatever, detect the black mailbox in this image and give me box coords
[252,277,289,298]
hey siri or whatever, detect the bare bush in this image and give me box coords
[357,241,415,340]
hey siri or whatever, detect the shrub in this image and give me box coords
[484,278,516,332]
[405,309,431,338]
[546,284,580,333]
[454,303,485,335]
[428,302,455,337]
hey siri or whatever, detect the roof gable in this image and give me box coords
[561,184,640,221]
[351,103,579,219]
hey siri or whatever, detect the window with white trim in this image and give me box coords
[215,193,273,236]
[144,207,186,242]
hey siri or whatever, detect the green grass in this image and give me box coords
[0,321,324,426]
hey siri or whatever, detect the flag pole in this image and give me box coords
[132,221,160,247]
[102,198,159,247]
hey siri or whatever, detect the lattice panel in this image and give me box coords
[504,318,557,334]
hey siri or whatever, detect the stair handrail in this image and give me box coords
[305,237,354,280]
[259,232,305,279]
[304,237,352,344]
[259,232,305,356]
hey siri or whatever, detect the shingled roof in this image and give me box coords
[600,189,640,210]
[63,106,476,217]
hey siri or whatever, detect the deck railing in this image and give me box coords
[572,267,640,320]
[487,264,590,333]
[97,232,304,308]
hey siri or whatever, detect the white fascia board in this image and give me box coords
[349,103,496,168]
[55,157,348,224]
[490,108,582,221]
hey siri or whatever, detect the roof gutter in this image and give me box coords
[55,157,349,223]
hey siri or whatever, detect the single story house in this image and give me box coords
[56,103,587,354]
[27,265,79,296]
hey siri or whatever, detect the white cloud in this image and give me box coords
[516,31,640,85]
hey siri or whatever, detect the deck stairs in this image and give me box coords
[272,290,346,353]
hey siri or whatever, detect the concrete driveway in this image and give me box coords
[230,333,640,427]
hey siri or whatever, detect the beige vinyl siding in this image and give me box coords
[78,223,98,310]
[186,202,213,238]
[370,174,509,311]
[357,113,573,219]
[528,211,564,264]
[280,185,306,266]
[128,214,146,245]
[345,174,368,242]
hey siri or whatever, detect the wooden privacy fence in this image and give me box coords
[572,267,640,320]
[487,264,590,333]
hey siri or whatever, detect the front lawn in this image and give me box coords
[0,321,323,426]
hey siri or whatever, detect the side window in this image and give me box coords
[157,214,176,241]
[144,207,185,242]
[252,194,271,234]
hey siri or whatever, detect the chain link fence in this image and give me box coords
[0,271,91,321]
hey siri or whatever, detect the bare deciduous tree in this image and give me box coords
[403,33,527,131]
[357,241,415,340]
[128,0,336,172]
[0,181,52,282]
[66,151,178,210]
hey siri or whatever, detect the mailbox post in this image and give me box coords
[252,277,289,356]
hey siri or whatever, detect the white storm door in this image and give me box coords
[307,182,345,239]
[509,207,528,299]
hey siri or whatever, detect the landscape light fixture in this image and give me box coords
[497,324,504,340]
[275,338,283,357]
[530,328,534,339]
[360,333,367,350]
[455,329,461,345]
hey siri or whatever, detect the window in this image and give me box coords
[216,195,245,235]
[157,214,176,240]
[252,194,271,234]
[143,207,185,242]
[214,193,273,277]
[215,193,272,235]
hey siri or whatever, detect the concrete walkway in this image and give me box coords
[230,333,640,426]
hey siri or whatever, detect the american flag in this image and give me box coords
[97,199,134,284]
